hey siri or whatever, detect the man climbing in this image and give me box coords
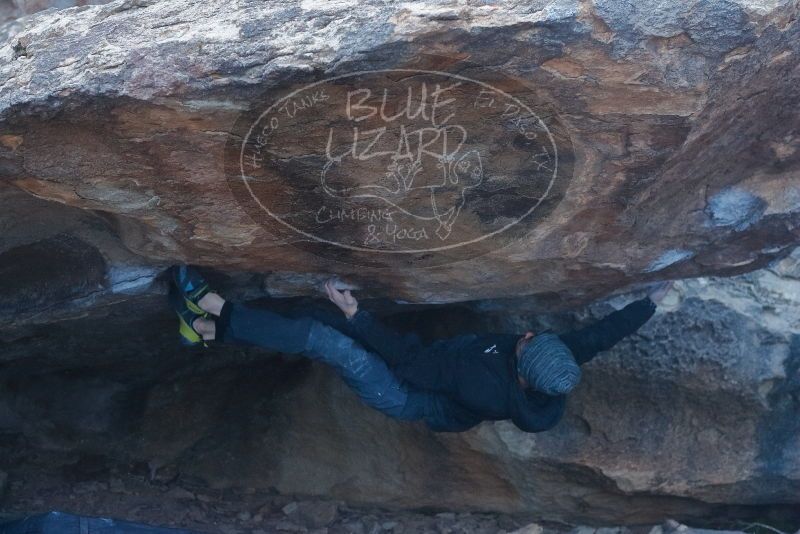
[170,265,672,433]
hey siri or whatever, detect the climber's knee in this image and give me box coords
[304,321,411,419]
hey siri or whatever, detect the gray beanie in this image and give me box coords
[517,332,581,395]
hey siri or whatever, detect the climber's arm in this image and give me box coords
[558,296,657,365]
[558,282,672,365]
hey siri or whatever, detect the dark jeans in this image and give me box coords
[216,301,433,422]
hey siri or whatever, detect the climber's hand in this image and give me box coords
[325,278,359,320]
[648,280,674,305]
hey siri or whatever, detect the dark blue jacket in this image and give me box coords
[347,297,657,433]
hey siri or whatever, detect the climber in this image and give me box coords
[169,265,672,433]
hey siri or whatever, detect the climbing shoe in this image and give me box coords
[171,265,212,315]
[169,284,208,347]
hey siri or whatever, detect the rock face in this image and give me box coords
[0,0,799,305]
[0,251,798,526]
[0,0,112,44]
[0,0,799,529]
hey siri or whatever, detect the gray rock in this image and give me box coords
[275,520,308,532]
[165,486,196,500]
[283,502,299,516]
[343,523,365,534]
[0,0,798,527]
[287,501,339,529]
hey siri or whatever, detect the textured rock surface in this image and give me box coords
[0,0,112,43]
[0,252,798,526]
[0,0,799,305]
[0,474,770,534]
[1,0,800,529]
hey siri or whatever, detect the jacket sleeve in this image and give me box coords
[559,296,657,365]
[423,394,484,433]
[511,394,567,433]
[347,308,427,367]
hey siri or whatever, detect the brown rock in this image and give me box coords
[0,0,798,529]
[0,0,797,308]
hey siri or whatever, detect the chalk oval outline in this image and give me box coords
[238,68,562,254]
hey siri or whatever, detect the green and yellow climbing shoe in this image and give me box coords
[171,265,212,315]
[169,284,208,347]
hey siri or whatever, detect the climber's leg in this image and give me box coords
[213,301,315,354]
[302,320,429,420]
[293,302,359,339]
[213,303,424,420]
[208,303,450,424]
[200,301,441,422]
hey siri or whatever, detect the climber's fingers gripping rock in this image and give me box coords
[325,278,359,320]
[647,280,675,305]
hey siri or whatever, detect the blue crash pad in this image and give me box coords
[0,511,197,533]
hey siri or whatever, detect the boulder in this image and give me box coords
[0,0,798,307]
[0,252,797,524]
[0,0,798,528]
